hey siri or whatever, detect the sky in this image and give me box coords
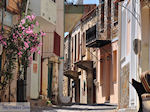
[84,0,99,4]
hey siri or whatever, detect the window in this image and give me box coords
[74,35,77,62]
[86,25,96,43]
[82,32,86,56]
[101,0,104,30]
[33,52,37,61]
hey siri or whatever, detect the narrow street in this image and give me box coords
[1,0,150,112]
[31,104,117,112]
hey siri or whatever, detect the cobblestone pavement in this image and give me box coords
[31,103,117,112]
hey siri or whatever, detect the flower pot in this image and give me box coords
[17,80,27,102]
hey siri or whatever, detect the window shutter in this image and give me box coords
[53,32,61,56]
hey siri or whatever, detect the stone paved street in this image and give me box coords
[31,104,117,112]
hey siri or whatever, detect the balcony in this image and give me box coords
[75,60,93,71]
[29,0,56,24]
[64,70,79,79]
[86,25,111,48]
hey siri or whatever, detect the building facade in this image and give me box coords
[64,0,119,105]
[118,0,150,111]
[28,0,68,105]
[0,0,22,102]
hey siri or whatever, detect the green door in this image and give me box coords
[47,61,53,99]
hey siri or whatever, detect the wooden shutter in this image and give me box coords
[53,32,61,56]
[78,32,80,60]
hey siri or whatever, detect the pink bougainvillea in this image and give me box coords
[0,14,45,66]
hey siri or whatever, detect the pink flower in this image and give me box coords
[28,56,33,61]
[24,42,29,48]
[24,47,26,50]
[31,24,34,29]
[22,32,25,35]
[0,35,3,40]
[41,31,46,37]
[31,14,36,20]
[38,50,41,54]
[21,19,25,24]
[13,34,17,40]
[28,26,31,30]
[27,41,30,44]
[2,41,7,46]
[36,21,39,26]
[26,30,33,34]
[30,47,37,53]
[28,16,32,21]
[38,42,42,47]
[18,51,23,56]
[34,36,37,39]
[21,26,25,30]
[18,24,22,28]
[26,15,31,20]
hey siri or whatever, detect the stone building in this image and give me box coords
[0,0,22,102]
[64,0,119,105]
[116,0,150,111]
[29,0,69,105]
[95,0,119,104]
